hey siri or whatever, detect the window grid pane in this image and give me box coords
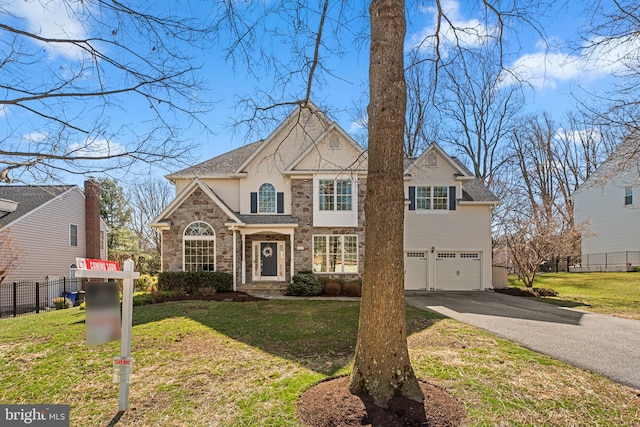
[416,186,431,210]
[319,180,334,211]
[70,225,78,247]
[625,187,633,206]
[259,183,276,213]
[313,236,327,272]
[336,180,352,211]
[329,236,342,272]
[432,186,448,210]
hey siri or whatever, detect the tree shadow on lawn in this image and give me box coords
[131,299,443,376]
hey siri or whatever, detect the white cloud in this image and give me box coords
[409,0,498,53]
[504,33,640,91]
[9,0,89,60]
[68,138,125,158]
[21,132,49,144]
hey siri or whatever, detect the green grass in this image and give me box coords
[509,272,640,320]
[1,301,639,426]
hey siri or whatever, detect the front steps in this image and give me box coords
[237,282,288,297]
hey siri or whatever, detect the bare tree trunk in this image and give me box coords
[349,0,423,408]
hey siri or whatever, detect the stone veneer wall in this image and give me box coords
[290,178,366,277]
[162,188,237,274]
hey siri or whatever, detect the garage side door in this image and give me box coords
[435,252,481,290]
[405,251,428,290]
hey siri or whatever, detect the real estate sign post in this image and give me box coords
[74,258,139,412]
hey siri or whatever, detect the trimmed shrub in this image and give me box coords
[53,297,73,310]
[323,280,342,296]
[157,271,233,294]
[133,290,186,306]
[342,280,362,297]
[287,273,323,296]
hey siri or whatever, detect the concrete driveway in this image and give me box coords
[406,291,640,391]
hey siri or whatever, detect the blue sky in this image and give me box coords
[2,0,630,186]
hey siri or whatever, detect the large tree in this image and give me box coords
[349,0,423,406]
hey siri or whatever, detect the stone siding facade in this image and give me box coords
[162,188,237,274]
[290,178,366,277]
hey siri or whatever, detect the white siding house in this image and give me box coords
[573,135,640,270]
[153,102,500,291]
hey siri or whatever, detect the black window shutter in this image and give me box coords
[449,186,456,210]
[408,186,416,211]
[277,192,284,213]
[250,192,258,213]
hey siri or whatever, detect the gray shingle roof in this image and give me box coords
[0,185,75,226]
[236,214,299,225]
[167,140,264,179]
[461,179,500,203]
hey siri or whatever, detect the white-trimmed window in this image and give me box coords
[625,187,633,206]
[313,235,358,273]
[416,186,448,210]
[319,179,352,211]
[183,221,216,271]
[69,224,78,247]
[259,183,276,213]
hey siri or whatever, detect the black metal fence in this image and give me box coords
[0,278,82,318]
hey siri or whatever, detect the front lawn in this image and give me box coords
[1,301,638,426]
[509,272,640,320]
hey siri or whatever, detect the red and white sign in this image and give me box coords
[76,257,120,271]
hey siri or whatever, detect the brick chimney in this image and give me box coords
[85,179,102,259]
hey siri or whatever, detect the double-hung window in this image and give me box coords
[319,179,352,211]
[416,186,448,210]
[69,224,78,247]
[313,235,358,273]
[625,187,633,206]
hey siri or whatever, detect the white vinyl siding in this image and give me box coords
[313,176,358,227]
[404,200,493,290]
[575,178,640,255]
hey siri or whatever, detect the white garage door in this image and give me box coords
[435,252,481,290]
[405,252,428,290]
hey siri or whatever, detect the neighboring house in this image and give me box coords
[152,103,500,291]
[0,180,108,283]
[573,135,640,271]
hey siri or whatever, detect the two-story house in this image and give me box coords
[151,103,499,292]
[573,134,640,270]
[0,180,109,283]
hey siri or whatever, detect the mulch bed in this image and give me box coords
[494,287,536,297]
[296,376,466,427]
[494,287,558,297]
[165,291,267,303]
